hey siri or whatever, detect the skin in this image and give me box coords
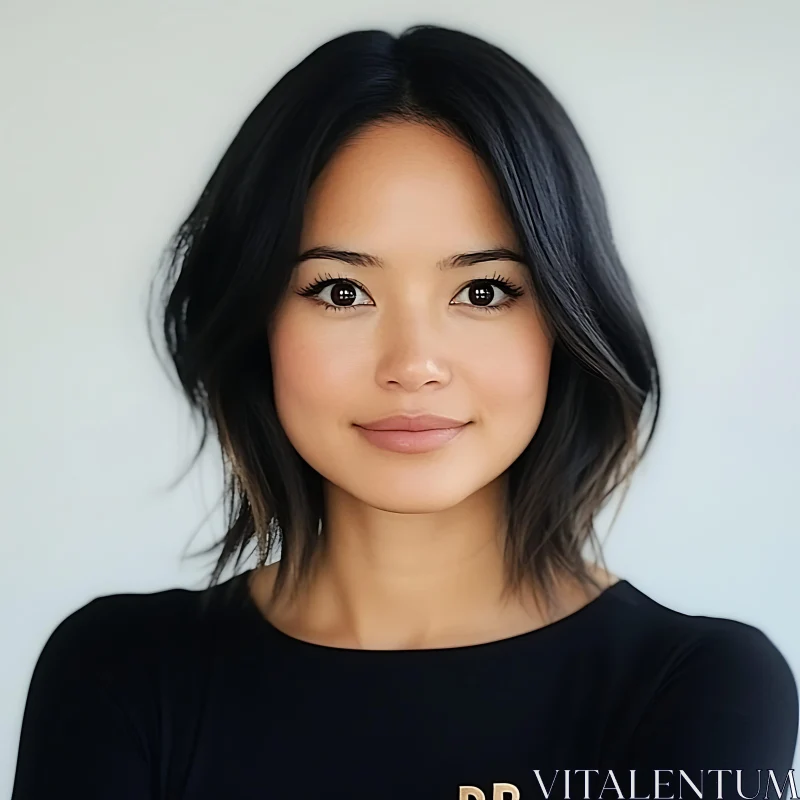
[250,120,618,650]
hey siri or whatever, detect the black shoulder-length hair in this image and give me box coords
[148,23,660,614]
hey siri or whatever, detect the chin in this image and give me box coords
[352,478,484,514]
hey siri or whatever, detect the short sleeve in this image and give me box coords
[11,598,153,799]
[624,623,798,799]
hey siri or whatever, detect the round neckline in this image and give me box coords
[233,570,630,657]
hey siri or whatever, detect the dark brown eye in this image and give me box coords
[330,282,358,306]
[451,276,524,313]
[294,274,373,312]
[468,281,495,306]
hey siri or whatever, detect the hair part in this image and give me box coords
[148,23,661,618]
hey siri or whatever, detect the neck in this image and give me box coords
[254,476,600,650]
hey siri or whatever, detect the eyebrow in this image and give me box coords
[294,245,526,270]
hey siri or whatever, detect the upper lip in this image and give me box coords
[355,414,469,431]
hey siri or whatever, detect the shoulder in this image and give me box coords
[14,577,252,797]
[30,573,253,688]
[650,614,798,711]
[611,580,794,677]
[608,581,799,767]
[610,580,797,697]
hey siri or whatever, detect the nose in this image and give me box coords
[374,307,453,392]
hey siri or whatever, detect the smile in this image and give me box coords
[353,424,470,454]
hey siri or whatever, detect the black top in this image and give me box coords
[11,573,799,800]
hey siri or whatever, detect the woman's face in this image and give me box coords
[268,121,553,513]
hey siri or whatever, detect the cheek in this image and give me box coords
[464,316,553,462]
[470,318,553,413]
[268,309,363,428]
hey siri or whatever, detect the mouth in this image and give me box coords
[353,422,470,454]
[355,414,470,431]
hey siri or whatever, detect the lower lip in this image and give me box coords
[354,424,469,454]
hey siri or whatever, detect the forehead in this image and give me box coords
[300,121,519,250]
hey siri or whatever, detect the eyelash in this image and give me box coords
[294,271,525,314]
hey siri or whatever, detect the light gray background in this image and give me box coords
[1,0,798,792]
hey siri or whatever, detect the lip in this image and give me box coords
[354,424,469,454]
[356,414,469,431]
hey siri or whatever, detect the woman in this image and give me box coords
[12,24,798,800]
